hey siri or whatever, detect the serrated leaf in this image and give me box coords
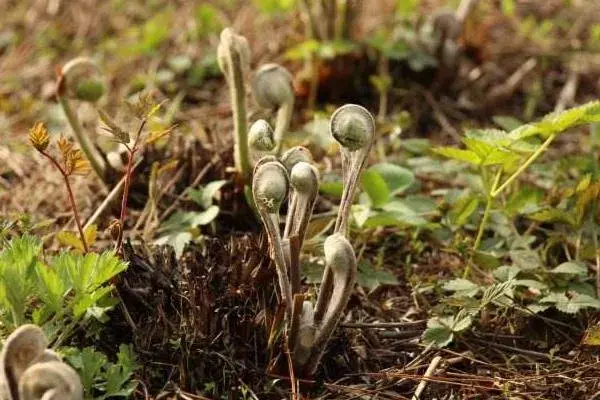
[492,116,523,131]
[432,147,481,165]
[513,279,547,290]
[528,208,576,225]
[422,317,454,347]
[357,260,399,293]
[443,279,480,297]
[510,249,542,270]
[56,231,86,252]
[493,265,521,281]
[550,262,587,276]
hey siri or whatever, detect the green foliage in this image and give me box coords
[154,180,228,256]
[351,162,438,229]
[253,0,296,14]
[0,235,127,340]
[65,344,138,399]
[285,39,358,61]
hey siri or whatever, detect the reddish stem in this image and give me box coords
[115,119,147,254]
[40,150,89,253]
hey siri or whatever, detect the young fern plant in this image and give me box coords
[252,64,295,155]
[253,104,373,376]
[56,57,109,184]
[218,28,252,183]
[218,28,296,184]
[0,324,83,400]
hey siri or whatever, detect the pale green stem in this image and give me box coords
[465,168,502,278]
[228,50,251,183]
[273,99,294,156]
[59,97,107,182]
[491,133,556,198]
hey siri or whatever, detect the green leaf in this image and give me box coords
[432,147,481,165]
[540,292,600,314]
[509,249,542,270]
[448,195,479,227]
[0,235,42,325]
[56,231,86,252]
[422,316,454,347]
[493,265,521,281]
[550,262,588,277]
[368,163,415,195]
[188,180,228,209]
[492,115,522,131]
[361,170,390,207]
[357,260,399,293]
[528,208,575,225]
[154,232,193,258]
[443,279,480,297]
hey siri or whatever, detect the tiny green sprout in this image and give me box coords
[252,63,295,155]
[248,119,275,152]
[280,146,313,173]
[218,28,253,182]
[57,57,108,183]
[0,324,83,400]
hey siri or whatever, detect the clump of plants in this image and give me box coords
[0,235,136,398]
[253,104,374,376]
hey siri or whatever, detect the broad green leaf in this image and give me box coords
[422,316,454,347]
[493,265,521,281]
[368,163,415,195]
[492,116,522,131]
[550,262,587,277]
[510,249,542,270]
[513,279,548,290]
[528,208,575,225]
[443,279,480,297]
[361,170,390,207]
